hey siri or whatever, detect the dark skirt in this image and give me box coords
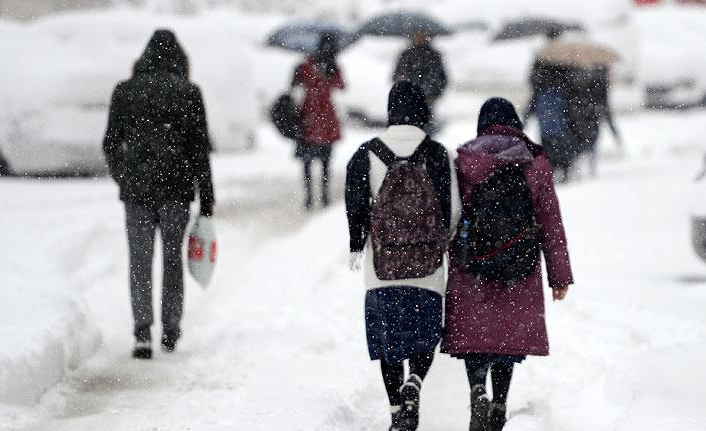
[295,141,332,161]
[365,286,442,363]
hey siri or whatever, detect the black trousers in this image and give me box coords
[125,202,190,342]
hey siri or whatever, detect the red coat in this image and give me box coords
[294,57,345,145]
[441,126,573,357]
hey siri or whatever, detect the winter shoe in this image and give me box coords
[389,407,402,431]
[132,341,152,359]
[161,329,179,353]
[487,402,507,431]
[469,384,489,431]
[399,374,422,430]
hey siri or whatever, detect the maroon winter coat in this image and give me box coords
[294,56,345,145]
[441,125,573,357]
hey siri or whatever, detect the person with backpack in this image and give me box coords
[345,81,460,431]
[524,60,578,183]
[103,29,214,359]
[291,32,345,210]
[442,98,573,431]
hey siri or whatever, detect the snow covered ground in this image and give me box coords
[2,107,706,430]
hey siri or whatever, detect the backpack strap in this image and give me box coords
[368,138,399,168]
[368,136,432,167]
[407,136,433,165]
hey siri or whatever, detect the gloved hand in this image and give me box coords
[348,252,363,272]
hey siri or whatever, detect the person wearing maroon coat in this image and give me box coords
[291,32,345,209]
[442,98,573,431]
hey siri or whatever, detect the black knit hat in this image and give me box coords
[477,97,524,135]
[387,80,430,130]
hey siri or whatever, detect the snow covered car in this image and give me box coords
[0,11,258,176]
[635,6,706,108]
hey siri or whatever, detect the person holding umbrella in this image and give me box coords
[525,28,622,181]
[393,31,448,136]
[291,32,346,210]
[357,12,451,137]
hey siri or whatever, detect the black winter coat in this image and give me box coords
[393,44,448,103]
[103,71,214,215]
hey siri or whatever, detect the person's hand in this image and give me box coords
[348,252,363,272]
[552,285,570,301]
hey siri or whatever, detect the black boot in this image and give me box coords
[399,374,422,430]
[389,409,402,431]
[487,402,507,431]
[132,340,152,359]
[161,328,180,353]
[132,327,152,359]
[469,384,489,431]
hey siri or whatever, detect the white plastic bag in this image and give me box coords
[187,216,217,288]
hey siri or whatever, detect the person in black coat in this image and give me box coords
[524,60,579,182]
[566,65,621,176]
[393,32,448,136]
[103,29,215,359]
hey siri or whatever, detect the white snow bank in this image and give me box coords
[0,288,97,406]
[0,180,101,426]
[0,8,288,173]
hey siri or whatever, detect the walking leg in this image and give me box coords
[380,359,404,408]
[488,362,514,431]
[321,154,331,207]
[381,359,405,430]
[125,204,157,345]
[158,201,190,351]
[465,355,492,431]
[408,350,434,381]
[399,349,436,430]
[303,158,313,210]
[490,362,513,405]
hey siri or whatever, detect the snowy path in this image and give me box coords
[4,112,706,430]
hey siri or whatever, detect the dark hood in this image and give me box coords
[457,125,542,185]
[134,29,189,78]
[477,97,524,135]
[387,80,430,129]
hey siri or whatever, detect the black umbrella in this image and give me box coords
[492,18,585,42]
[266,22,359,54]
[358,11,452,38]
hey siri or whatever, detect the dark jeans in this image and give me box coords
[125,202,190,342]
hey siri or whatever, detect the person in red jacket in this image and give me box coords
[442,98,573,431]
[292,32,345,209]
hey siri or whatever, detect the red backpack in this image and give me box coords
[369,138,447,280]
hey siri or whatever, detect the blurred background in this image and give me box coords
[2,2,706,431]
[0,0,705,175]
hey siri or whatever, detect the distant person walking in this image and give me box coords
[524,59,577,182]
[103,29,215,359]
[443,98,573,431]
[346,81,460,431]
[567,64,622,176]
[291,32,345,210]
[393,31,448,136]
